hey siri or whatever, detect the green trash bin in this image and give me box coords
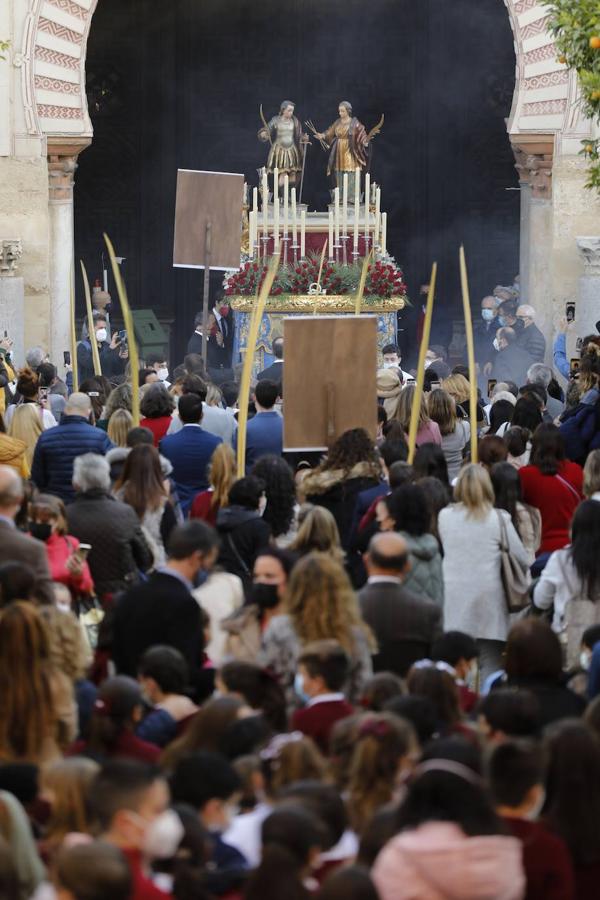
[131,310,168,360]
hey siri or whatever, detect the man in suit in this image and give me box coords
[239,379,283,472]
[112,520,219,689]
[490,327,533,388]
[187,312,205,356]
[359,532,442,677]
[516,304,546,364]
[0,466,54,604]
[159,393,221,515]
[257,336,284,385]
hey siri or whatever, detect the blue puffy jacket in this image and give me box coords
[559,397,600,465]
[31,415,113,502]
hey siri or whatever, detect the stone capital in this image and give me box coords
[47,137,92,202]
[510,135,555,200]
[0,240,23,277]
[576,237,600,276]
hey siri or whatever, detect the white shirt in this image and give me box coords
[305,692,345,707]
[367,575,402,585]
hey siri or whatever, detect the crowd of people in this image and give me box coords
[0,281,600,900]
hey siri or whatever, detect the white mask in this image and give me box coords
[424,359,432,369]
[96,328,108,343]
[258,495,267,516]
[383,361,399,369]
[580,650,591,671]
[481,308,495,322]
[157,367,169,382]
[492,338,500,352]
[143,809,184,860]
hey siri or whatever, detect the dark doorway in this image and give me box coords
[75,0,518,363]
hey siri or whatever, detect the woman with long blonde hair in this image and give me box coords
[438,464,529,682]
[289,504,345,564]
[0,410,29,477]
[0,602,76,763]
[107,408,133,447]
[190,442,236,526]
[393,384,441,447]
[9,402,43,468]
[260,552,374,703]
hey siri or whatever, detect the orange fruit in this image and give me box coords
[558,55,567,63]
[592,90,600,100]
[584,144,595,153]
[590,36,600,49]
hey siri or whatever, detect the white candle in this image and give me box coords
[273,196,280,250]
[273,166,279,196]
[243,182,248,206]
[291,188,297,245]
[364,173,370,239]
[328,209,334,259]
[283,174,289,238]
[381,212,387,256]
[334,187,340,245]
[262,169,269,242]
[248,210,256,258]
[300,208,306,258]
[342,173,348,238]
[354,168,360,253]
[374,187,381,246]
[252,186,258,212]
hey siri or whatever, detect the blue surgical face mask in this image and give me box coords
[481,308,495,322]
[497,316,507,327]
[294,672,309,704]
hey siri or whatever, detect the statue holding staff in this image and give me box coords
[258,100,307,194]
[307,101,384,198]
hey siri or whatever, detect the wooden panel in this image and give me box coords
[283,316,378,451]
[173,169,244,270]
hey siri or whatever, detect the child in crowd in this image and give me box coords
[488,738,575,900]
[291,640,354,753]
[136,645,198,747]
[431,630,479,713]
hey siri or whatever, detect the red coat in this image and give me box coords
[291,696,354,755]
[121,847,170,900]
[140,416,172,447]
[69,730,160,764]
[504,817,575,900]
[45,532,94,596]
[519,461,583,554]
[190,489,219,526]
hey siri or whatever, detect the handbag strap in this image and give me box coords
[226,533,250,577]
[554,473,580,501]
[495,508,509,551]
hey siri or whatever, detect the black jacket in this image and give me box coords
[304,473,381,552]
[113,571,204,680]
[359,580,442,677]
[216,505,271,591]
[66,489,153,597]
[77,340,126,383]
[516,323,546,364]
[474,316,502,366]
[257,360,284,386]
[491,344,533,388]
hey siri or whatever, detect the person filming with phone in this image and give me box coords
[28,493,95,599]
[77,311,128,383]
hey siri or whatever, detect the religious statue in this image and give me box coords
[306,102,384,198]
[258,100,307,193]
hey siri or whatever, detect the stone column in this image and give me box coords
[576,237,600,338]
[47,137,91,366]
[510,136,554,360]
[0,240,25,365]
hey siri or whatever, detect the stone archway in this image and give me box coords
[11,0,597,355]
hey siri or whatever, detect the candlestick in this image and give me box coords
[252,186,258,212]
[283,174,289,238]
[248,210,255,258]
[364,173,370,240]
[381,212,387,256]
[342,173,348,238]
[273,196,280,250]
[300,208,306,258]
[374,187,381,246]
[243,182,248,206]
[262,169,269,244]
[328,209,334,260]
[273,166,279,199]
[334,187,340,246]
[291,187,297,246]
[354,168,360,253]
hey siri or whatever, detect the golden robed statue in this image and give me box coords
[258,100,308,191]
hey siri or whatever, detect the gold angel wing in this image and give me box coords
[367,114,385,142]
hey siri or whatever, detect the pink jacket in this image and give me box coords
[373,822,525,900]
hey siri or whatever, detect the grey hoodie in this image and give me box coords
[400,531,444,606]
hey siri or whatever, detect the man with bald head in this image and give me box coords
[516,304,546,363]
[0,466,54,603]
[31,392,113,502]
[358,532,442,677]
